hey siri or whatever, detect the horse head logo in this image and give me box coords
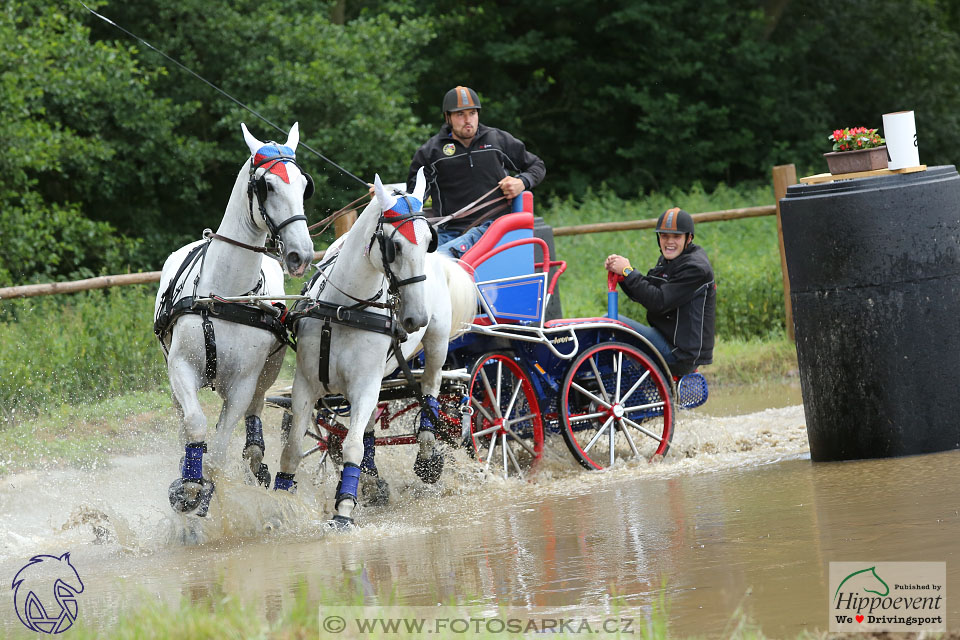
[834,565,890,602]
[11,552,84,634]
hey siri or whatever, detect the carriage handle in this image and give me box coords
[607,272,624,319]
[535,259,568,295]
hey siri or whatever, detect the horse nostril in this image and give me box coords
[286,252,302,271]
[403,317,417,333]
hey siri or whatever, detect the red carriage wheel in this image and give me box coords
[560,342,674,470]
[468,352,544,479]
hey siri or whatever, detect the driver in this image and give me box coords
[604,207,716,377]
[406,86,546,258]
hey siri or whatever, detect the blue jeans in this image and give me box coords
[436,221,493,258]
[617,315,695,377]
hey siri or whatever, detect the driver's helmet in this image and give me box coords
[655,207,694,236]
[443,86,481,114]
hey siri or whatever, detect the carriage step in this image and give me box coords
[677,372,709,410]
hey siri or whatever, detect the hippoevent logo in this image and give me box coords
[829,562,945,632]
[11,552,84,634]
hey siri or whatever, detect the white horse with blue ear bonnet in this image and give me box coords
[279,169,477,528]
[154,122,315,516]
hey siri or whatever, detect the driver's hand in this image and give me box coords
[498,176,525,199]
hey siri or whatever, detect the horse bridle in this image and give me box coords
[245,146,313,254]
[374,194,438,296]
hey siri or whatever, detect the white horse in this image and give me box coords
[279,171,476,527]
[154,122,315,516]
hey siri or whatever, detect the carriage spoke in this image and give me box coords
[504,427,538,457]
[504,412,536,428]
[614,352,623,404]
[505,439,525,478]
[479,368,502,419]
[501,433,508,476]
[623,400,666,413]
[471,397,497,424]
[609,420,616,468]
[618,419,641,458]
[570,381,611,409]
[621,416,665,443]
[587,357,612,405]
[621,369,651,405]
[495,361,503,413]
[484,430,497,471]
[569,410,608,423]
[473,423,500,438]
[583,416,613,453]
[503,382,522,421]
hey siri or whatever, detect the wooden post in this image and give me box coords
[772,164,798,340]
[334,210,357,238]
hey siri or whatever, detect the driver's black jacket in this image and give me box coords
[406,123,545,231]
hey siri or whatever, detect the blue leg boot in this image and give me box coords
[330,462,361,529]
[273,471,297,493]
[169,442,216,517]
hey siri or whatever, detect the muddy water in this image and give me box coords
[2,381,959,638]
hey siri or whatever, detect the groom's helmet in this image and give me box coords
[655,207,694,236]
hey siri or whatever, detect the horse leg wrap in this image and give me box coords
[359,432,378,476]
[244,416,270,488]
[244,415,265,452]
[418,395,441,435]
[181,441,206,481]
[335,462,361,509]
[169,442,215,516]
[273,471,297,493]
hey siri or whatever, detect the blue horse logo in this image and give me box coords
[11,552,84,634]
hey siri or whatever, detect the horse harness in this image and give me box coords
[293,204,438,404]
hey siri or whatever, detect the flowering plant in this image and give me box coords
[828,126,885,152]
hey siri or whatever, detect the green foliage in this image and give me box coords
[0,287,166,419]
[544,181,785,339]
[0,192,140,287]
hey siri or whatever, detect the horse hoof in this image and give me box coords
[168,478,216,516]
[328,514,354,531]
[361,476,390,506]
[255,463,271,489]
[414,450,444,484]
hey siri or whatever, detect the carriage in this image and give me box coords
[267,190,709,482]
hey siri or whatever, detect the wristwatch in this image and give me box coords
[622,267,634,276]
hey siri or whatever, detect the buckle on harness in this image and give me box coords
[336,306,347,322]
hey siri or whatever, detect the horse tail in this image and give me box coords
[440,257,478,340]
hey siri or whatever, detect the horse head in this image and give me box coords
[371,169,437,333]
[241,122,315,277]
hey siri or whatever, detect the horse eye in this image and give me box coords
[393,241,402,257]
[267,182,275,192]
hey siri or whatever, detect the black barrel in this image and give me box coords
[780,166,960,462]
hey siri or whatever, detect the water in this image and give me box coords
[2,380,958,638]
